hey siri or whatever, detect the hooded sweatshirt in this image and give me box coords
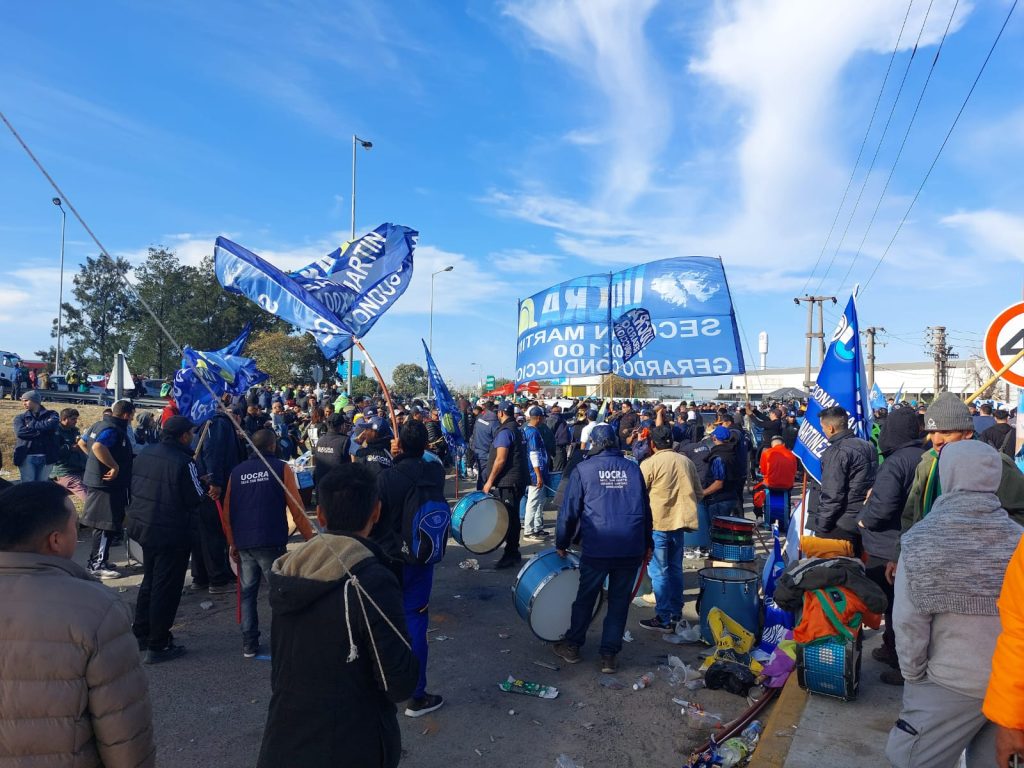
[895,441,1023,698]
[257,534,418,768]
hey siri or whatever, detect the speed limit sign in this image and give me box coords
[984,302,1024,387]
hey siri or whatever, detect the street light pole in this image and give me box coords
[53,197,66,373]
[427,265,454,399]
[347,134,372,396]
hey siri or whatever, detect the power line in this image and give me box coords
[835,0,962,296]
[811,0,936,294]
[799,0,916,294]
[863,0,1018,292]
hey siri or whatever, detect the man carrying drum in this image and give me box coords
[483,402,529,570]
[552,424,653,673]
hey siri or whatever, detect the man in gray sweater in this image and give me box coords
[887,440,1023,767]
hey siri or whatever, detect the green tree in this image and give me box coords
[130,247,195,378]
[391,363,427,397]
[350,373,379,397]
[601,373,648,399]
[58,255,137,371]
[489,376,513,391]
[247,331,325,386]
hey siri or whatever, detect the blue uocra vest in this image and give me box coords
[229,454,289,550]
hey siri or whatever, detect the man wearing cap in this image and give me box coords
[897,393,1024,571]
[703,426,740,520]
[126,415,206,663]
[313,413,351,487]
[12,390,60,483]
[638,425,702,633]
[483,401,529,569]
[553,424,653,672]
[82,399,135,580]
[354,416,394,478]
[522,406,550,540]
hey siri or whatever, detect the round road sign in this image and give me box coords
[984,302,1024,388]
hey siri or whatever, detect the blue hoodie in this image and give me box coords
[557,448,652,560]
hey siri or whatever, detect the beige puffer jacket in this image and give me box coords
[0,552,155,768]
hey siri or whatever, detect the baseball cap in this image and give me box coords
[496,401,515,416]
[713,425,731,441]
[363,416,386,432]
[527,405,544,418]
[162,415,195,438]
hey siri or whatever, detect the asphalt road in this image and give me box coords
[72,478,760,768]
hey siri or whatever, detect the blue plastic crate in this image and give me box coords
[797,635,860,701]
[711,541,755,562]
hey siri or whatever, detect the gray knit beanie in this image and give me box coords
[923,392,973,432]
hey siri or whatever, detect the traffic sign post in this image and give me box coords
[485,375,496,391]
[974,302,1024,401]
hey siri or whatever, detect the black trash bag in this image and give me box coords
[704,660,757,697]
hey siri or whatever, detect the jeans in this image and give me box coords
[133,546,190,650]
[240,546,285,645]
[475,454,488,491]
[18,455,52,483]
[403,563,434,700]
[707,498,736,521]
[523,482,546,534]
[649,529,685,622]
[565,556,642,656]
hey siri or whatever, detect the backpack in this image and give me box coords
[396,459,451,566]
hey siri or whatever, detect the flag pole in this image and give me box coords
[965,347,1024,404]
[352,338,400,438]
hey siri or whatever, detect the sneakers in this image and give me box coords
[189,581,209,592]
[523,531,550,541]
[599,654,618,674]
[404,693,444,718]
[89,567,121,580]
[552,641,581,665]
[494,553,523,570]
[880,668,905,686]
[683,548,700,560]
[243,641,259,659]
[638,616,674,634]
[144,642,187,665]
[208,582,236,595]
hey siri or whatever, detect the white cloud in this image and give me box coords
[503,0,670,210]
[942,209,1024,260]
[491,249,564,275]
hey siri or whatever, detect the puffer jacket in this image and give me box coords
[774,556,888,615]
[0,552,155,767]
[984,536,1024,730]
[814,429,877,535]
[556,448,653,559]
[12,406,60,466]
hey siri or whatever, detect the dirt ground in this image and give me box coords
[63,474,760,768]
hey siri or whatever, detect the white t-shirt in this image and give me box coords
[579,421,597,450]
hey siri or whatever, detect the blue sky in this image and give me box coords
[1,0,1022,388]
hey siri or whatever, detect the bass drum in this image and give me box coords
[451,491,509,554]
[513,548,600,642]
[697,567,761,645]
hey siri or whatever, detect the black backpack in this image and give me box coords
[396,459,451,566]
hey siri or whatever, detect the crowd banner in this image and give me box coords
[215,237,353,359]
[515,257,745,382]
[422,340,465,456]
[290,223,418,338]
[793,292,872,483]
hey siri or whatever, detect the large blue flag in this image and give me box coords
[171,327,269,426]
[215,237,353,359]
[291,224,418,338]
[894,384,904,404]
[794,294,871,483]
[422,340,465,456]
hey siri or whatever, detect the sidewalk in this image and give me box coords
[782,630,903,767]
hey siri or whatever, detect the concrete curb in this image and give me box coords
[749,675,807,766]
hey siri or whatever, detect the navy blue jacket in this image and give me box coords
[557,449,653,560]
[471,408,498,458]
[228,454,291,550]
[195,412,242,489]
[12,407,60,466]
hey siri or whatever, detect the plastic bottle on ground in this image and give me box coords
[716,737,750,768]
[555,755,578,768]
[632,673,653,691]
[740,720,764,745]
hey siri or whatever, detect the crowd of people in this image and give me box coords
[1,380,1023,767]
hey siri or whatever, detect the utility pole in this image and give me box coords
[927,326,955,395]
[862,326,886,391]
[794,295,836,389]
